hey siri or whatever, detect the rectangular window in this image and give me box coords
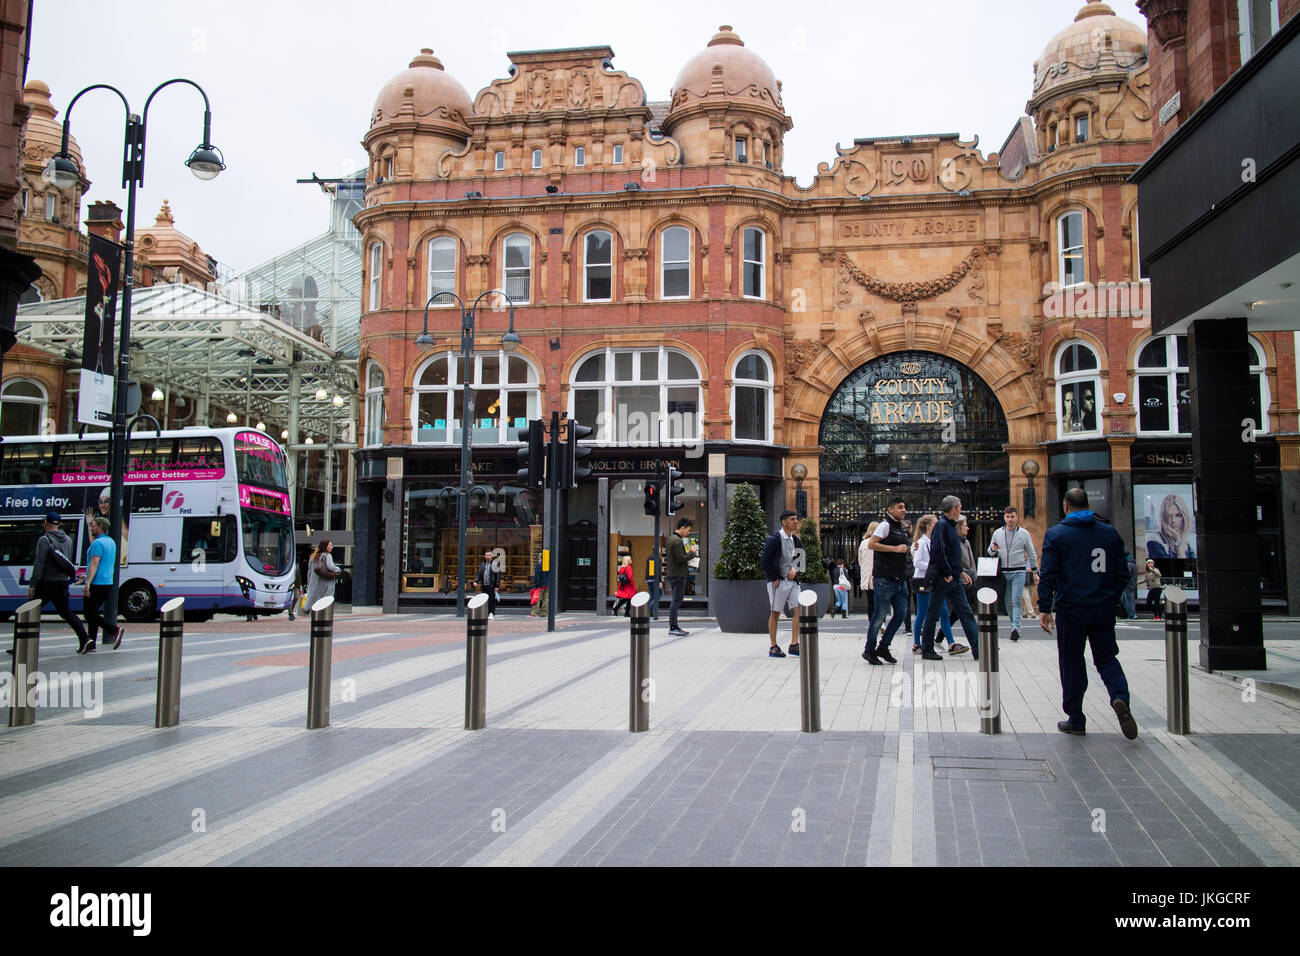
[0,442,52,485]
[1240,0,1281,62]
[612,144,623,165]
[575,146,585,167]
[734,386,768,442]
[532,148,542,169]
[365,391,384,447]
[45,193,56,221]
[20,190,27,216]
[0,519,43,565]
[503,234,531,304]
[428,238,456,300]
[584,232,612,301]
[1059,213,1084,287]
[384,157,393,179]
[573,388,606,441]
[742,228,764,299]
[735,137,748,163]
[661,227,690,299]
[369,244,382,311]
[1075,115,1089,143]
[494,150,505,171]
[1138,375,1170,432]
[182,516,237,564]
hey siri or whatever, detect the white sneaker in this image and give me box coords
[489,613,496,619]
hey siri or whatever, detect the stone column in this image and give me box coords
[1189,317,1265,670]
[706,453,727,609]
[1107,436,1136,557]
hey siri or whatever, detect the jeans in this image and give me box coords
[1003,570,1026,631]
[866,577,908,649]
[834,587,848,612]
[668,576,686,629]
[1120,586,1136,619]
[913,585,953,646]
[920,575,979,657]
[1146,587,1163,615]
[1056,615,1130,727]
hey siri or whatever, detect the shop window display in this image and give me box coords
[608,477,707,600]
[402,481,542,596]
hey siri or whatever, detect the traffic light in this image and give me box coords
[643,481,660,515]
[665,465,684,516]
[515,420,544,487]
[565,419,593,488]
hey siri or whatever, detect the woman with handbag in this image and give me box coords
[612,555,636,616]
[303,539,341,615]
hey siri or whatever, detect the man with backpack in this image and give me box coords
[29,512,93,654]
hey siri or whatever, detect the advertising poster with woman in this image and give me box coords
[1134,484,1197,597]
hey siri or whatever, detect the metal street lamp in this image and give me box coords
[415,289,520,615]
[45,78,223,626]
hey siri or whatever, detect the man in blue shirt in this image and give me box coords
[83,516,124,651]
[917,495,981,661]
[1038,488,1136,739]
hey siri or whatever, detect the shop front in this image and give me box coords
[1045,439,1287,609]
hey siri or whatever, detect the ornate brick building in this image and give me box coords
[354,5,1299,615]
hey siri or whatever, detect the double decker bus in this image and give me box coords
[0,427,295,621]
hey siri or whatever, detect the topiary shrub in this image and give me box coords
[714,483,768,580]
[798,517,829,583]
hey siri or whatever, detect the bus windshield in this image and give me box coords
[235,431,289,492]
[241,508,294,576]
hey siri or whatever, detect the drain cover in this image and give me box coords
[931,756,1056,783]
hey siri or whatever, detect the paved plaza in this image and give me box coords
[2,610,1298,867]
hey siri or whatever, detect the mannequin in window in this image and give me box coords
[1146,494,1195,560]
[1061,390,1082,433]
[1079,388,1097,431]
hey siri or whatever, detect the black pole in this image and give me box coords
[456,307,474,618]
[547,410,560,633]
[105,118,141,629]
[651,461,662,620]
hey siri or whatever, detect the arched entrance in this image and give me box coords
[818,350,1010,561]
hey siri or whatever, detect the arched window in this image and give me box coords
[1058,211,1085,287]
[364,363,385,447]
[503,233,531,304]
[0,379,48,436]
[660,226,690,299]
[413,351,540,445]
[368,242,382,312]
[584,230,612,302]
[732,351,773,442]
[1054,340,1102,438]
[427,236,456,303]
[570,346,700,444]
[742,227,765,299]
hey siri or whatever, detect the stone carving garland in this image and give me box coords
[837,247,984,306]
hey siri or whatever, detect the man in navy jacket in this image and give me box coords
[1038,487,1138,739]
[918,495,980,661]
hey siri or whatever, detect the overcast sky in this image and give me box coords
[28,0,1146,275]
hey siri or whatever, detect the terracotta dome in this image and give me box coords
[668,26,784,115]
[21,80,87,182]
[135,199,214,281]
[1031,3,1147,105]
[368,49,473,137]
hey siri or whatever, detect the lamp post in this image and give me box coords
[45,79,224,625]
[415,290,520,616]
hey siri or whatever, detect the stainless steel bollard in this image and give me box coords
[8,599,42,728]
[155,598,185,728]
[1163,585,1190,735]
[976,586,1001,735]
[307,596,335,730]
[465,592,489,730]
[797,589,821,733]
[629,592,651,733]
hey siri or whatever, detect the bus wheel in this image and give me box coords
[121,581,158,622]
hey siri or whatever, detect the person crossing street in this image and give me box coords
[988,505,1038,642]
